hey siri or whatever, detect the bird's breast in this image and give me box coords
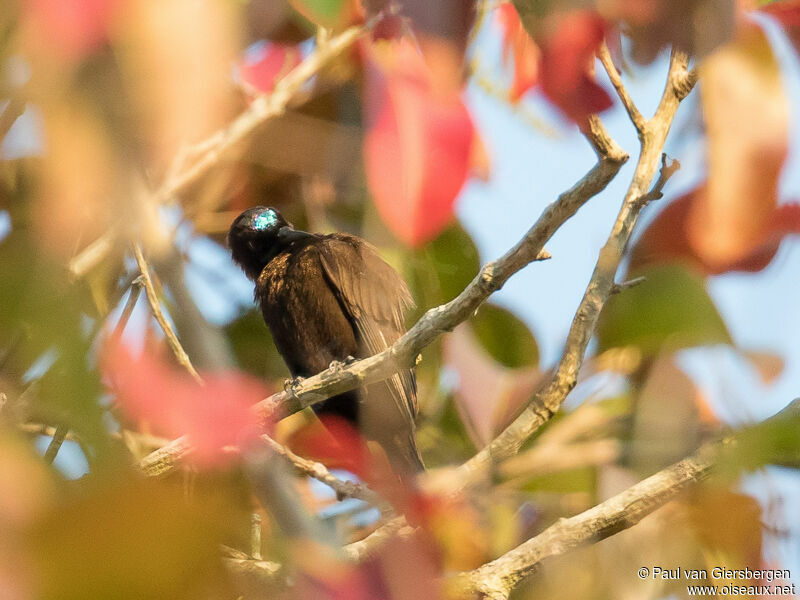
[255,246,358,377]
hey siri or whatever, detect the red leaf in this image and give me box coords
[760,0,800,52]
[287,416,371,480]
[691,23,790,270]
[629,187,800,275]
[103,340,267,467]
[24,0,118,62]
[539,11,613,123]
[364,39,474,247]
[496,3,540,102]
[601,0,735,64]
[239,43,302,95]
[443,326,543,447]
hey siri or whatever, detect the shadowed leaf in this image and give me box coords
[597,264,731,356]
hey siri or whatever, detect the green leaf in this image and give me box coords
[596,264,732,356]
[409,223,481,312]
[0,228,107,455]
[225,308,289,380]
[289,0,349,28]
[470,303,539,368]
[719,399,800,473]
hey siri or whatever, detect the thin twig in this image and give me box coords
[597,42,646,133]
[132,243,202,383]
[0,97,25,141]
[111,276,144,339]
[610,275,646,295]
[260,434,393,515]
[43,425,69,464]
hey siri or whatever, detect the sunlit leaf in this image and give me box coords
[687,488,763,568]
[0,226,107,452]
[409,223,481,309]
[600,0,735,64]
[628,356,703,472]
[760,0,800,53]
[225,308,289,380]
[719,400,800,472]
[30,478,231,600]
[496,3,540,102]
[691,23,790,270]
[629,187,800,274]
[363,38,475,247]
[22,0,118,63]
[538,10,613,123]
[742,350,784,384]
[596,264,732,356]
[285,415,370,480]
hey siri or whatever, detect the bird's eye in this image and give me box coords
[253,210,277,231]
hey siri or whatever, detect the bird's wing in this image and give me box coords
[318,234,418,420]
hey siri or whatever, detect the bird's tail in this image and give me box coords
[382,433,425,485]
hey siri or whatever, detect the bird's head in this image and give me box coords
[228,206,307,280]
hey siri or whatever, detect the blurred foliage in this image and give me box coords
[597,264,732,356]
[1,0,800,598]
[470,303,539,369]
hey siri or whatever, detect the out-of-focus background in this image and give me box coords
[1,1,799,598]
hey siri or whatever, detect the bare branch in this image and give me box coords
[456,51,695,485]
[452,398,800,599]
[43,424,68,464]
[597,43,646,133]
[453,448,716,599]
[260,434,393,514]
[132,243,203,383]
[225,399,800,595]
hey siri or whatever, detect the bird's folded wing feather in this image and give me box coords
[318,235,417,420]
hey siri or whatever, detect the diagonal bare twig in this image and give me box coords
[597,42,646,133]
[132,243,203,383]
[261,434,393,515]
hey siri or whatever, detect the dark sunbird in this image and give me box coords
[228,206,424,480]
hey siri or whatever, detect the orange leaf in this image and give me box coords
[691,23,790,270]
[760,0,800,52]
[363,39,474,247]
[539,10,613,123]
[496,3,540,102]
[630,187,800,275]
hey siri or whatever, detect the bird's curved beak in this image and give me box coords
[277,226,312,244]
